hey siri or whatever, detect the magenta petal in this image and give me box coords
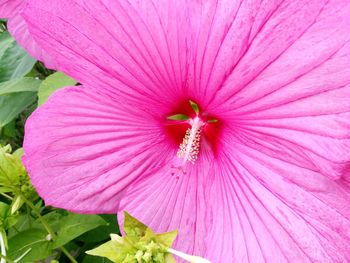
[23,1,350,105]
[207,0,350,110]
[118,141,350,262]
[0,0,23,18]
[23,86,172,213]
[22,0,192,103]
[117,158,213,258]
[230,110,350,179]
[205,144,350,262]
[19,1,350,262]
[220,40,350,180]
[0,0,56,68]
[7,14,56,69]
[208,0,350,179]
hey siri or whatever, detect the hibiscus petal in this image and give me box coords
[20,1,350,261]
[0,0,23,18]
[205,142,350,262]
[188,0,286,107]
[207,0,350,109]
[118,137,350,262]
[22,0,192,105]
[220,42,350,179]
[7,14,56,69]
[25,1,349,108]
[117,156,213,259]
[230,110,350,179]
[0,0,56,68]
[207,0,350,179]
[23,86,173,213]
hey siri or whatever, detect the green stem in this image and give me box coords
[0,229,6,263]
[26,205,32,229]
[0,193,13,201]
[19,195,78,263]
[19,194,55,238]
[60,246,78,263]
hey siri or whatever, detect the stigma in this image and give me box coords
[177,116,205,164]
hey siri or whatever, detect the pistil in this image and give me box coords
[177,116,205,164]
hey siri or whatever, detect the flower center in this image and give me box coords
[166,100,218,165]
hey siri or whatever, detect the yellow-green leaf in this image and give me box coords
[38,72,77,106]
[156,230,178,247]
[123,212,148,240]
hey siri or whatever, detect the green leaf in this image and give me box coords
[189,100,199,115]
[82,254,113,263]
[0,202,9,221]
[0,77,41,128]
[155,230,178,248]
[10,195,24,214]
[1,120,16,138]
[8,213,32,237]
[167,114,189,121]
[0,32,36,82]
[0,92,37,128]
[123,212,148,241]
[86,240,132,263]
[79,214,119,243]
[0,77,41,95]
[32,210,64,233]
[0,144,25,185]
[0,186,13,193]
[13,147,24,158]
[52,213,107,248]
[87,213,178,263]
[8,228,53,262]
[0,202,18,230]
[0,32,14,59]
[165,254,177,263]
[38,72,77,106]
[0,146,35,208]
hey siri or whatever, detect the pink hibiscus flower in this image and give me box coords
[21,1,350,262]
[0,0,55,68]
